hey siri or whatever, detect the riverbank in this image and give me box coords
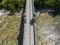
[36,12,60,45]
[0,14,22,45]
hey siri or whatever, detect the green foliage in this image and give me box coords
[34,0,55,8]
[0,0,25,12]
[55,0,60,13]
[45,0,55,7]
[34,0,44,9]
[34,0,60,13]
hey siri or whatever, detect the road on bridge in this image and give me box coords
[23,0,35,45]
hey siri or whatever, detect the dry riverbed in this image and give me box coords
[0,14,22,45]
[36,12,60,45]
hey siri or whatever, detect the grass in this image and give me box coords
[0,14,22,45]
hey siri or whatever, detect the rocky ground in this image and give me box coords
[36,12,60,45]
[0,14,22,45]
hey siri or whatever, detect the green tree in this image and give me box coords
[0,0,25,12]
[34,0,60,13]
[34,0,55,9]
[34,0,44,9]
[54,0,60,13]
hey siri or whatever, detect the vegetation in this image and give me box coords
[0,0,60,13]
[34,0,60,13]
[0,0,25,12]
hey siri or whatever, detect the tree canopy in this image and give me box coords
[0,0,60,13]
[0,0,25,12]
[34,0,60,13]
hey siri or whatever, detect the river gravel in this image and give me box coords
[0,14,22,45]
[36,12,60,45]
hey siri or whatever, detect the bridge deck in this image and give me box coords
[23,0,35,45]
